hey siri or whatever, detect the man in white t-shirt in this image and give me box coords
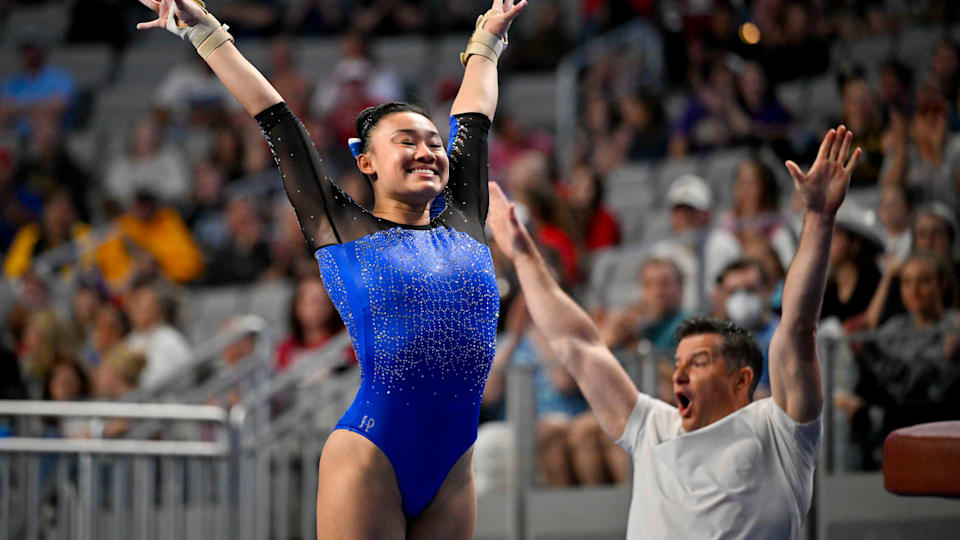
[487,125,861,539]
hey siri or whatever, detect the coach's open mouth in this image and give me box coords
[676,392,691,416]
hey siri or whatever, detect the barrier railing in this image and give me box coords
[0,401,231,540]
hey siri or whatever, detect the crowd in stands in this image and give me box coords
[1,0,959,484]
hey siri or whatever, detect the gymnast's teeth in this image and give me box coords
[410,168,436,175]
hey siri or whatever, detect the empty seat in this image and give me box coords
[294,38,342,79]
[2,3,70,45]
[502,74,557,130]
[371,37,429,83]
[49,44,114,89]
[244,280,294,337]
[805,75,842,125]
[896,26,944,70]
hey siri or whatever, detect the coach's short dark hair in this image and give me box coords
[674,317,764,399]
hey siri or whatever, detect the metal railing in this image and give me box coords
[0,401,231,540]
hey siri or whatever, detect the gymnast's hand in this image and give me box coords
[481,0,528,40]
[487,181,534,261]
[135,0,205,31]
[785,125,861,217]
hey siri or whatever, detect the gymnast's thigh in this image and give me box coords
[407,446,477,540]
[316,429,405,540]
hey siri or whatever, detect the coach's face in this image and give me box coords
[673,333,752,432]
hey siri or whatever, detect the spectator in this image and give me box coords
[209,125,249,182]
[876,182,914,262]
[865,202,959,329]
[0,41,75,136]
[599,257,688,352]
[96,192,205,285]
[840,72,886,187]
[42,358,92,438]
[310,31,403,140]
[67,280,107,364]
[564,164,620,252]
[735,60,792,152]
[16,114,92,220]
[4,192,91,279]
[352,0,425,35]
[523,186,581,285]
[124,280,192,390]
[712,259,779,397]
[267,39,312,119]
[104,115,190,207]
[877,59,913,120]
[723,156,796,270]
[855,252,960,465]
[821,206,884,326]
[741,237,786,313]
[0,148,43,252]
[91,345,146,437]
[93,344,147,399]
[264,200,317,280]
[670,60,748,155]
[274,275,346,372]
[19,309,78,398]
[88,303,131,369]
[185,159,229,251]
[762,2,830,83]
[286,0,349,35]
[619,92,668,162]
[0,341,28,400]
[881,77,960,208]
[216,0,282,37]
[650,174,741,314]
[153,54,239,127]
[202,195,272,285]
[488,112,553,187]
[507,2,572,71]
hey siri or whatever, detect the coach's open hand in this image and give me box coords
[785,125,862,217]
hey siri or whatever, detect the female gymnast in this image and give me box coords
[133,0,525,536]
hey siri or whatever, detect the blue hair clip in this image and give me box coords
[348,138,363,158]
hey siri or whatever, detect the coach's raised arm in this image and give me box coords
[773,125,862,424]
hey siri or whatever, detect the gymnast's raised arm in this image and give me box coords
[136,0,281,115]
[135,0,349,250]
[450,0,526,120]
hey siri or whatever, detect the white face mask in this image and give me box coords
[726,290,765,328]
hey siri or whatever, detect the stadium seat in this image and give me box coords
[49,44,114,90]
[372,37,429,83]
[1,3,70,45]
[896,26,944,70]
[502,73,557,130]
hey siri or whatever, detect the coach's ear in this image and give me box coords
[735,366,754,395]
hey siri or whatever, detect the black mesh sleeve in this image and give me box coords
[256,102,376,250]
[446,113,491,222]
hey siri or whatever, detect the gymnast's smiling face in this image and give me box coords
[357,112,450,209]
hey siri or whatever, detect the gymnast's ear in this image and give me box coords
[357,153,376,177]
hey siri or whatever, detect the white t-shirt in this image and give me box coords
[616,394,821,540]
[127,325,193,390]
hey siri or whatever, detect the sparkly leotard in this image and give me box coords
[256,103,499,518]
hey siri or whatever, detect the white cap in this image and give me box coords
[666,174,712,211]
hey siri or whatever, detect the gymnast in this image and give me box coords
[133,0,524,537]
[487,127,861,539]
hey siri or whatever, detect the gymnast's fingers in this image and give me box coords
[136,0,161,12]
[136,16,165,29]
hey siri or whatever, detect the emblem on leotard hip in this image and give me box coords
[360,415,376,432]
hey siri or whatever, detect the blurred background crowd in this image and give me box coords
[1,0,959,484]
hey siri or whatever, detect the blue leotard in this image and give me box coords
[256,103,499,518]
